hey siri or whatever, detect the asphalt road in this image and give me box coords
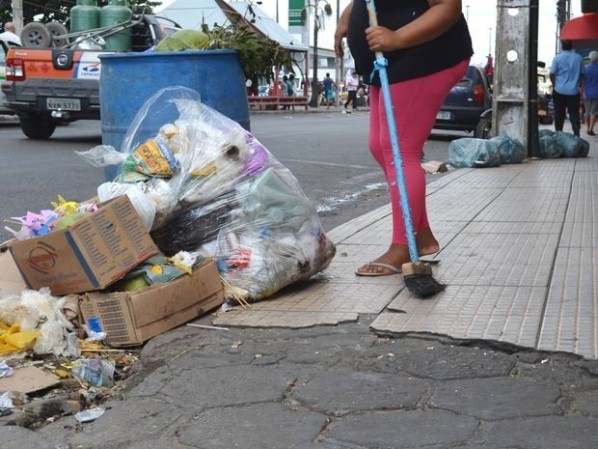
[0,112,464,242]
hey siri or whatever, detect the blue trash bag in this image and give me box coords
[448,138,501,168]
[539,135,563,158]
[553,131,588,158]
[489,135,526,164]
[538,129,555,139]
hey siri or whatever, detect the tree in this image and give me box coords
[0,1,162,25]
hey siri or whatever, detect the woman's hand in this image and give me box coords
[366,25,401,52]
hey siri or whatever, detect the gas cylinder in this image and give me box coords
[70,0,100,33]
[100,0,132,51]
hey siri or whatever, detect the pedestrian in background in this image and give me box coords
[0,21,21,46]
[344,71,360,111]
[323,73,336,109]
[334,0,472,276]
[583,50,598,136]
[550,39,584,137]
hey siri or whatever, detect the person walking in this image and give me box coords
[334,0,472,276]
[583,51,598,136]
[0,21,21,46]
[344,71,360,111]
[323,73,336,109]
[550,40,584,137]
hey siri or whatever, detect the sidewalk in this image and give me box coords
[214,133,597,360]
[5,132,598,448]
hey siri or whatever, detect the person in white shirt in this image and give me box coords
[344,71,360,111]
[0,22,22,46]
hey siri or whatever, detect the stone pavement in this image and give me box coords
[4,132,598,448]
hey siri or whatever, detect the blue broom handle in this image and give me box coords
[365,0,419,262]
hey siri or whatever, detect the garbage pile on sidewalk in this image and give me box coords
[448,131,589,168]
[0,87,335,427]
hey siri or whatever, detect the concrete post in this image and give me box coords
[492,0,537,156]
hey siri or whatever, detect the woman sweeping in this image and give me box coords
[335,0,473,277]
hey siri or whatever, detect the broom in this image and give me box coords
[365,0,445,298]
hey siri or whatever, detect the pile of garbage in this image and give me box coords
[448,132,589,168]
[0,86,336,426]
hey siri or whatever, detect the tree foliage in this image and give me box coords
[1,1,162,25]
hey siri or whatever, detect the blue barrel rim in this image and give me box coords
[98,49,240,60]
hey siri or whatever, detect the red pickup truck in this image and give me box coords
[1,15,167,140]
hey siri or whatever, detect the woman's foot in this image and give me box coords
[355,229,440,276]
[355,244,411,276]
[416,227,440,256]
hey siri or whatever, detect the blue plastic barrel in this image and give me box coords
[99,50,251,180]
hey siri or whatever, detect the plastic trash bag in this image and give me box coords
[448,138,501,168]
[553,132,589,158]
[82,86,335,301]
[539,135,563,158]
[489,135,526,164]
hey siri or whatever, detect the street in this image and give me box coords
[0,112,460,242]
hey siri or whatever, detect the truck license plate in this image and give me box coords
[46,98,81,111]
[436,111,452,120]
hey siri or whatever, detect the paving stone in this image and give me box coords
[176,403,327,449]
[158,365,297,408]
[1,426,64,449]
[570,390,598,416]
[353,342,516,380]
[428,377,562,420]
[40,397,183,448]
[290,369,428,415]
[486,416,598,449]
[324,409,478,449]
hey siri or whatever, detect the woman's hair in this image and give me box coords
[590,51,598,63]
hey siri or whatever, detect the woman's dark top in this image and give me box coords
[347,0,473,85]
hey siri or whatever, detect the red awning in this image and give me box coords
[561,13,598,48]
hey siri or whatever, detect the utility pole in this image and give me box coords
[303,0,332,108]
[492,0,539,158]
[12,0,24,33]
[335,0,341,106]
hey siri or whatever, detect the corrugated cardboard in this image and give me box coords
[79,260,224,347]
[0,251,27,294]
[8,196,158,296]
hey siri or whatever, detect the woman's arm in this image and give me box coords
[366,0,463,52]
[334,1,353,57]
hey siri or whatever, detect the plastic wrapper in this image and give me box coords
[448,138,501,168]
[82,86,335,301]
[489,135,526,164]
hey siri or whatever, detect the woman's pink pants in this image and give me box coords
[368,59,469,244]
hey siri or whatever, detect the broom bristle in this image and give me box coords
[403,273,446,298]
[401,261,446,299]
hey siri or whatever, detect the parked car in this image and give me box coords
[434,65,492,137]
[0,39,18,115]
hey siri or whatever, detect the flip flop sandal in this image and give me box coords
[355,262,401,277]
[418,257,441,265]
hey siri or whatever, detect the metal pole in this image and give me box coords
[488,27,492,54]
[466,4,470,22]
[335,0,341,106]
[528,0,540,158]
[309,7,320,107]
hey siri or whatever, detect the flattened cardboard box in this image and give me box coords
[8,195,159,296]
[79,260,224,347]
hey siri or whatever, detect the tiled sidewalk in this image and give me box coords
[215,150,598,360]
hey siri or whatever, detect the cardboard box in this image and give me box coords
[9,195,158,296]
[79,260,224,347]
[0,251,27,294]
